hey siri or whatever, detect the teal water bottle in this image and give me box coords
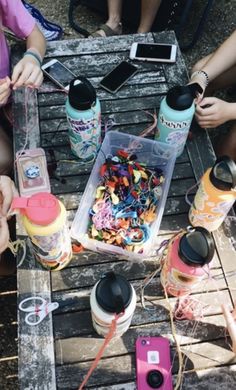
[66,77,101,161]
[156,84,202,157]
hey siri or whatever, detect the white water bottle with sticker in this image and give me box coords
[66,77,101,161]
[156,83,202,157]
[90,272,136,337]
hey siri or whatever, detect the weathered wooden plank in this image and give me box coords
[17,248,56,390]
[55,341,236,389]
[45,33,155,57]
[73,365,236,390]
[55,312,229,364]
[53,288,230,340]
[165,196,193,215]
[38,82,167,121]
[52,270,226,312]
[51,255,226,292]
[39,98,160,134]
[178,365,236,390]
[38,70,166,106]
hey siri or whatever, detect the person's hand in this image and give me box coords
[11,56,43,90]
[0,176,15,216]
[188,78,206,104]
[195,97,233,128]
[0,216,10,254]
[0,77,11,106]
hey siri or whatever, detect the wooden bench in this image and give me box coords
[12,31,236,389]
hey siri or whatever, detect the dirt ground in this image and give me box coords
[0,1,235,389]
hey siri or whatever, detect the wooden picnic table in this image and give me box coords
[12,31,236,390]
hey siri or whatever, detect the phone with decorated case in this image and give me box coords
[136,336,173,390]
[16,148,51,197]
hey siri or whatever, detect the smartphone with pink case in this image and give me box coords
[16,148,51,197]
[136,336,173,390]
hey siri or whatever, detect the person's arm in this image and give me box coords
[11,25,46,89]
[191,29,236,91]
[202,30,236,79]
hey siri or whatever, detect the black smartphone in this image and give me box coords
[99,61,138,94]
[42,59,76,90]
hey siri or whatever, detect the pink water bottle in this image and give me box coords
[160,227,215,296]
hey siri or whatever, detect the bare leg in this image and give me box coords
[215,122,236,162]
[93,0,123,37]
[192,53,236,94]
[137,0,162,33]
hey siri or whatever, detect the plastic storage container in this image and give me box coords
[71,131,177,261]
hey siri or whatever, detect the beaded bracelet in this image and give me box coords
[23,50,42,67]
[190,70,209,88]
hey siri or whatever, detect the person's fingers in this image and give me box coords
[32,72,43,88]
[11,62,24,86]
[198,121,215,128]
[0,217,10,254]
[24,68,42,87]
[195,104,215,117]
[12,64,34,89]
[195,113,215,122]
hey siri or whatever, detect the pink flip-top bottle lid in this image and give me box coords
[11,192,60,225]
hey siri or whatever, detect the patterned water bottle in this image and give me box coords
[160,227,215,296]
[11,192,72,270]
[189,156,236,231]
[66,77,101,161]
[156,83,202,157]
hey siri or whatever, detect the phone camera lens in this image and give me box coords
[141,340,146,345]
[147,370,164,388]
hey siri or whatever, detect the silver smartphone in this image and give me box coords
[41,59,76,90]
[99,61,138,94]
[130,42,177,63]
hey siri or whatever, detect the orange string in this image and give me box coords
[78,312,124,390]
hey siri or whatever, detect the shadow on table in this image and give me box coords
[54,299,236,389]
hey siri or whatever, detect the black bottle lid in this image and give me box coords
[68,77,96,110]
[166,83,203,111]
[209,156,236,191]
[95,272,132,314]
[179,227,215,267]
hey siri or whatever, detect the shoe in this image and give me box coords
[90,23,122,38]
[22,0,63,41]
